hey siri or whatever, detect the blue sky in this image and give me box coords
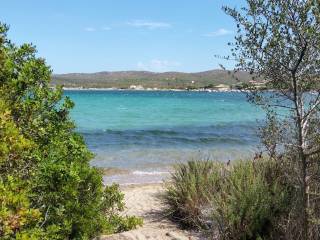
[1,0,245,73]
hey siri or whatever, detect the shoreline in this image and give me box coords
[62,86,246,93]
[102,169,171,186]
[119,182,164,191]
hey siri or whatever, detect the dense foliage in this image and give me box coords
[0,23,141,239]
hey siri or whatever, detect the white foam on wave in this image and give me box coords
[120,180,163,186]
[132,170,170,176]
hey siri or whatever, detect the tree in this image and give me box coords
[224,0,320,239]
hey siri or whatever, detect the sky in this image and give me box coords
[1,0,245,74]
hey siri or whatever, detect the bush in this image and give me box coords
[212,160,289,240]
[0,23,142,239]
[164,159,291,239]
[163,160,223,229]
[0,177,44,240]
[102,184,143,234]
[0,100,35,179]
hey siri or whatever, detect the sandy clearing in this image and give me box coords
[100,183,203,240]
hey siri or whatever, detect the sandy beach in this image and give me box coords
[100,183,202,240]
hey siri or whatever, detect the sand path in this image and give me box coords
[100,183,202,240]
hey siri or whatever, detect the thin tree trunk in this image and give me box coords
[292,73,309,239]
[296,115,309,240]
[300,151,308,239]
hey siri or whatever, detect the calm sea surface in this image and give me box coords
[65,90,265,184]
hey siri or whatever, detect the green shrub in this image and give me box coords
[163,160,223,228]
[0,100,35,179]
[0,177,45,240]
[102,184,143,234]
[0,23,142,239]
[212,160,289,240]
[164,159,291,239]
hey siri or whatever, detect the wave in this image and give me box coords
[101,129,179,136]
[80,123,259,149]
[103,169,170,185]
[132,170,170,176]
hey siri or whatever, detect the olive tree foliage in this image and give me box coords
[224,0,320,239]
[0,23,141,239]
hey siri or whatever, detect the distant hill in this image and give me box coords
[52,70,254,89]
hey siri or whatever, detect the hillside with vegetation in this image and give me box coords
[52,70,255,89]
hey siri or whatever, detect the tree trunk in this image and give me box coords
[293,73,309,239]
[300,151,308,239]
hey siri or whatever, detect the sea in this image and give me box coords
[65,90,265,185]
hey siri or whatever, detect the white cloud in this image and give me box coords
[137,59,181,72]
[84,26,112,32]
[204,28,233,37]
[127,20,172,30]
[102,26,111,31]
[84,27,96,32]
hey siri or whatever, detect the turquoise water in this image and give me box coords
[66,90,265,184]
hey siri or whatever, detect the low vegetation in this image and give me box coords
[0,23,141,239]
[163,161,222,229]
[165,156,320,239]
[164,159,293,239]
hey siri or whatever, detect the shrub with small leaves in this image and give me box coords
[102,184,143,234]
[0,177,44,240]
[0,22,142,239]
